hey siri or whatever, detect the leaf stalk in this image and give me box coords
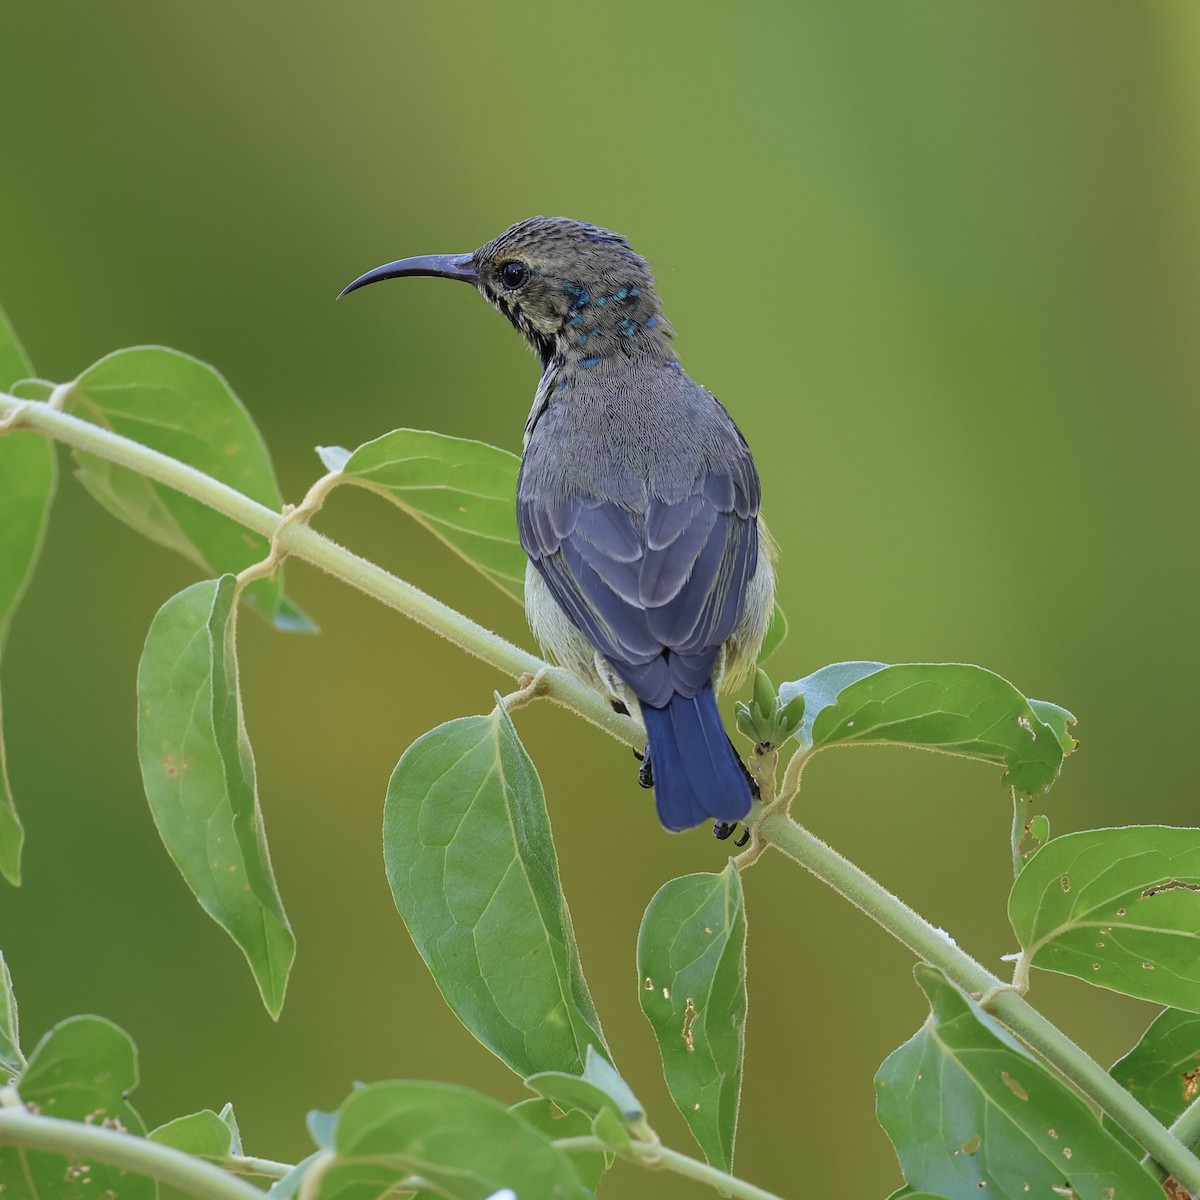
[553,1134,786,1200]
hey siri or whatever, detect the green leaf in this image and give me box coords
[269,1152,324,1199]
[510,1098,609,1191]
[756,601,788,664]
[524,1069,616,1120]
[307,1109,337,1151]
[137,575,295,1017]
[0,1015,154,1200]
[0,306,33,393]
[779,660,886,746]
[875,964,1161,1200]
[580,1046,643,1120]
[0,432,56,887]
[65,346,314,631]
[0,309,55,886]
[312,1080,590,1200]
[781,661,1075,796]
[1028,699,1079,758]
[0,950,23,1074]
[885,1191,951,1200]
[149,1108,236,1200]
[1010,826,1200,1011]
[384,703,607,1078]
[149,1109,235,1158]
[217,1101,243,1155]
[526,1045,644,1122]
[1104,1008,1200,1156]
[591,1106,634,1157]
[636,862,747,1173]
[332,428,526,602]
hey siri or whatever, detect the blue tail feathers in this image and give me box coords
[640,682,753,832]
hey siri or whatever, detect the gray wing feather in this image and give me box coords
[519,467,758,707]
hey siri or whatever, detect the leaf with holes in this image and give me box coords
[329,428,526,601]
[138,575,295,1017]
[65,346,313,630]
[0,308,55,886]
[0,1015,154,1200]
[1010,826,1200,1011]
[637,863,747,1172]
[1104,1008,1200,1156]
[384,703,606,1078]
[780,662,1076,796]
[307,1080,591,1200]
[876,965,1160,1200]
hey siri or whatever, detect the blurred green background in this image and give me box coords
[2,3,1198,1195]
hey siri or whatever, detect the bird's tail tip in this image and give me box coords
[641,684,753,833]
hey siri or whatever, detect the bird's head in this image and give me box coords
[341,216,673,367]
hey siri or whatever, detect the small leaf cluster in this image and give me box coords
[734,668,805,747]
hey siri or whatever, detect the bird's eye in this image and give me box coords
[499,261,531,290]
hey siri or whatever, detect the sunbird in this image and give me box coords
[342,217,775,834]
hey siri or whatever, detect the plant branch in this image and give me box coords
[0,393,637,749]
[553,1135,785,1200]
[0,1107,265,1200]
[227,1153,294,1179]
[757,810,1200,1192]
[1171,1096,1200,1153]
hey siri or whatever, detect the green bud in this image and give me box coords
[780,690,806,733]
[752,668,776,719]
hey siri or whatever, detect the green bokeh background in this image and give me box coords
[2,4,1198,1196]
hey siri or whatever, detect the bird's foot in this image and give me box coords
[726,735,760,799]
[638,751,654,789]
[713,821,751,847]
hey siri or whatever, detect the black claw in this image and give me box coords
[728,735,760,798]
[611,699,630,716]
[713,820,737,841]
[734,827,751,848]
[638,751,654,789]
[631,747,644,762]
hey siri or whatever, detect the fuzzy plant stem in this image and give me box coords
[757,810,1200,1191]
[0,1107,265,1200]
[553,1135,785,1200]
[0,393,635,749]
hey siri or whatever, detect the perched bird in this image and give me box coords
[342,217,775,833]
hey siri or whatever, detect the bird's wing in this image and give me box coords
[518,469,758,708]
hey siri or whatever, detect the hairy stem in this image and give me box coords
[553,1135,785,1200]
[1171,1096,1200,1152]
[0,1108,265,1200]
[0,393,636,749]
[227,1153,294,1179]
[757,811,1200,1190]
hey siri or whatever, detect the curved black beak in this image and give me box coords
[338,252,477,299]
